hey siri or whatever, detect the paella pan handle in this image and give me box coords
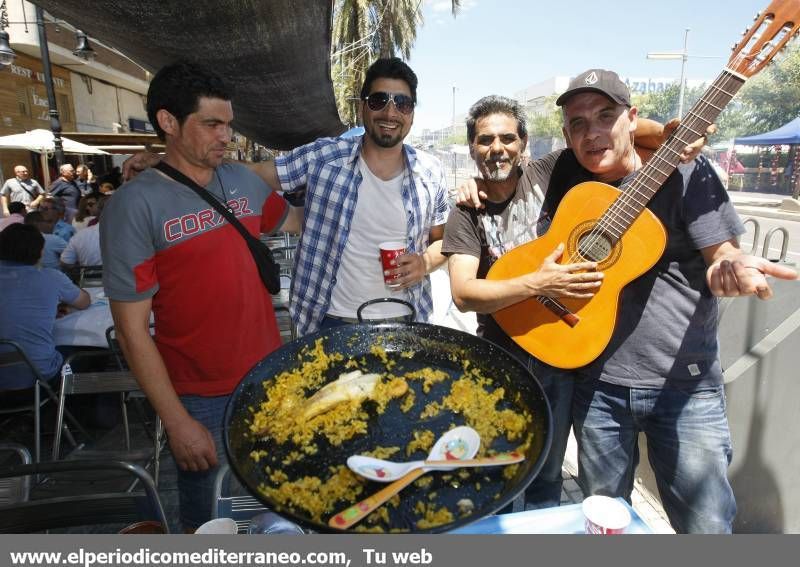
[356,298,416,323]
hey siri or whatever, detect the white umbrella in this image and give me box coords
[0,129,109,155]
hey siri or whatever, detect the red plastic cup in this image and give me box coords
[582,495,631,534]
[379,241,406,284]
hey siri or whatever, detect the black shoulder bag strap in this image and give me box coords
[17,180,38,200]
[153,161,282,294]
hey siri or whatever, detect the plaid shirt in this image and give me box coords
[276,135,449,336]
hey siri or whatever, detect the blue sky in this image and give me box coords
[408,0,765,133]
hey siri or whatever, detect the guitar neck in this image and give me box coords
[597,69,747,244]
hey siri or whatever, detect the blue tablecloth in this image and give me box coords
[451,498,652,534]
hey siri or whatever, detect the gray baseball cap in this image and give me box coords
[555,69,631,107]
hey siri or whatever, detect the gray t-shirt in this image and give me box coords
[100,162,289,397]
[1,178,44,206]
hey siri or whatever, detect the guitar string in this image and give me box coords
[572,69,741,265]
[534,47,763,311]
[564,69,745,266]
[571,73,730,263]
[595,47,753,245]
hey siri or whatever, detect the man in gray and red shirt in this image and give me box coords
[100,61,301,531]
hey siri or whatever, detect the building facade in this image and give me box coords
[0,1,150,183]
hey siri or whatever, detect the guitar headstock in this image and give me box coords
[729,0,800,77]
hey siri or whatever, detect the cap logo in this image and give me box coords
[584,72,599,85]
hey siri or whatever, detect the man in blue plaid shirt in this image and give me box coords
[269,58,449,335]
[124,58,450,337]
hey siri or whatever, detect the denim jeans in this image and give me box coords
[319,316,351,331]
[493,336,575,511]
[520,356,574,509]
[572,379,737,533]
[177,394,232,531]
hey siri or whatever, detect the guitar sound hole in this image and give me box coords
[577,232,613,262]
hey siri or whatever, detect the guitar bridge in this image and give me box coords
[535,296,580,327]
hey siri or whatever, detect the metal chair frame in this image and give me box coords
[0,339,82,463]
[103,326,164,485]
[0,459,169,533]
[63,265,104,288]
[52,350,163,487]
[0,443,32,506]
[211,463,268,534]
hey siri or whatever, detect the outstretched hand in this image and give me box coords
[707,254,798,300]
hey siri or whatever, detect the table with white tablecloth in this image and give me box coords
[53,288,114,348]
[54,287,291,348]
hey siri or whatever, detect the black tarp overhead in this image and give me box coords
[36,0,345,149]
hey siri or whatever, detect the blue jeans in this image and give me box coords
[521,356,574,509]
[572,379,737,533]
[493,335,574,511]
[177,394,231,531]
[319,316,351,331]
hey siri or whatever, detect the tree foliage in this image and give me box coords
[331,1,460,126]
[526,96,563,140]
[629,43,800,142]
[732,42,800,135]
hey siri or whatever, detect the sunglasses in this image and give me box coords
[364,92,415,115]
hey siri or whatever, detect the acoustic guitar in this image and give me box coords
[486,0,800,369]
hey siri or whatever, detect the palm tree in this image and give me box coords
[331,0,461,126]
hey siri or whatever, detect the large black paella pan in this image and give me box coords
[224,322,552,533]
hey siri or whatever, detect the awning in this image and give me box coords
[0,129,109,155]
[735,117,800,146]
[35,0,345,150]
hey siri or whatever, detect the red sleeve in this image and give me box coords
[260,191,289,234]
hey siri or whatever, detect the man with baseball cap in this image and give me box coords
[553,69,795,532]
[451,68,796,531]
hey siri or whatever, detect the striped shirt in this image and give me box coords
[276,135,449,336]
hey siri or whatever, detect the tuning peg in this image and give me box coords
[753,12,760,21]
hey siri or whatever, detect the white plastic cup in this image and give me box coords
[194,517,238,534]
[582,495,631,535]
[379,241,406,284]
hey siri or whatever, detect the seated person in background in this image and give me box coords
[0,201,26,232]
[72,195,100,231]
[98,182,115,196]
[61,196,106,269]
[23,211,67,269]
[38,197,75,242]
[0,224,89,404]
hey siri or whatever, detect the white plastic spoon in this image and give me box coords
[348,443,524,483]
[328,426,480,529]
[347,425,482,482]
